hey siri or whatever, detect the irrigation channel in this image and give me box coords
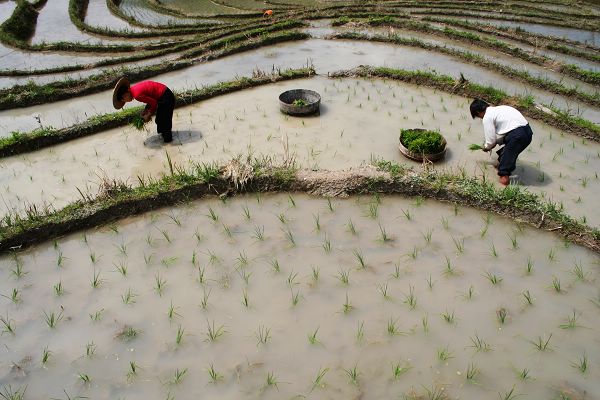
[1,1,600,399]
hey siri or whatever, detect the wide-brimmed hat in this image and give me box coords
[112,76,130,109]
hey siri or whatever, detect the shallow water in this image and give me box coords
[0,0,17,25]
[85,0,147,32]
[2,38,600,134]
[1,77,599,227]
[119,0,220,25]
[459,18,600,47]
[159,0,247,16]
[0,43,108,71]
[0,193,598,399]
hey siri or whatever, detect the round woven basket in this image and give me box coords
[279,89,321,116]
[398,129,447,162]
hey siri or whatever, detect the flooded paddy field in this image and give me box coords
[1,1,600,399]
[1,77,599,227]
[0,194,598,399]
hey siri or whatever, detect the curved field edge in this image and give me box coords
[2,65,598,159]
[0,158,598,255]
[0,29,309,110]
[0,67,315,156]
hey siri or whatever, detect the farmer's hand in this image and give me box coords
[141,110,152,122]
[482,147,491,152]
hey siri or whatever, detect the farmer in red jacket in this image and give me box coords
[113,77,176,143]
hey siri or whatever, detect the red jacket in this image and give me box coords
[130,81,167,114]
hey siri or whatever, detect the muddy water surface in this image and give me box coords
[0,194,598,399]
[1,77,599,227]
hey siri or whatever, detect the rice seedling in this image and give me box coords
[41,346,51,365]
[347,218,357,235]
[121,288,137,305]
[356,321,365,343]
[263,372,279,390]
[387,318,403,336]
[269,259,281,273]
[353,249,366,269]
[0,385,27,400]
[401,208,412,221]
[529,333,553,351]
[469,334,491,352]
[522,290,534,306]
[277,213,287,224]
[422,229,433,244]
[43,309,63,329]
[508,233,519,250]
[241,288,250,308]
[443,256,456,276]
[489,243,498,257]
[117,326,138,341]
[200,288,211,310]
[571,260,590,282]
[378,224,392,242]
[551,276,563,293]
[427,275,435,290]
[437,346,453,361]
[127,361,139,382]
[466,363,479,381]
[326,198,334,212]
[89,251,98,264]
[559,310,580,329]
[499,386,518,400]
[252,224,265,241]
[441,310,455,324]
[441,216,449,230]
[366,202,379,219]
[171,368,187,385]
[78,373,91,384]
[392,362,411,379]
[342,293,353,314]
[287,195,296,207]
[56,251,66,267]
[221,223,232,238]
[422,314,429,334]
[290,289,301,306]
[525,257,534,275]
[205,320,226,342]
[175,325,185,346]
[497,308,508,324]
[116,242,128,256]
[452,236,464,253]
[311,367,329,391]
[283,227,296,246]
[89,309,104,322]
[206,207,219,222]
[403,285,417,309]
[1,288,21,304]
[343,364,360,386]
[114,260,128,277]
[313,213,321,232]
[311,265,320,283]
[484,271,503,285]
[479,224,489,238]
[373,282,390,301]
[168,301,181,320]
[206,250,219,265]
[571,353,588,373]
[308,327,320,345]
[548,247,556,261]
[85,342,96,357]
[518,368,530,380]
[337,269,350,285]
[1,313,15,335]
[255,325,271,346]
[10,259,27,279]
[322,235,332,253]
[207,364,223,384]
[194,229,203,244]
[287,270,299,287]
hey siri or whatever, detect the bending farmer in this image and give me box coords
[113,77,176,143]
[470,99,533,186]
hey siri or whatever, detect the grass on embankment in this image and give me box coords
[1,157,598,254]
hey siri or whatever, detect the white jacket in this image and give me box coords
[482,105,528,150]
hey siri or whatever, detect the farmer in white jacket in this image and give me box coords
[470,99,533,186]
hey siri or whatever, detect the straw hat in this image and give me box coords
[112,76,130,109]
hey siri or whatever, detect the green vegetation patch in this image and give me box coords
[0,0,39,42]
[400,129,445,154]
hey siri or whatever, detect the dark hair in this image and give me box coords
[470,99,489,119]
[116,84,130,101]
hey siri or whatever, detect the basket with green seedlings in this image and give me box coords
[292,99,308,107]
[399,129,447,162]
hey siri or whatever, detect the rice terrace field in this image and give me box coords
[0,0,600,399]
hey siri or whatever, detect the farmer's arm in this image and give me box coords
[482,117,496,151]
[136,94,158,115]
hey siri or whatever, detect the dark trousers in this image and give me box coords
[496,124,533,176]
[155,88,175,142]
